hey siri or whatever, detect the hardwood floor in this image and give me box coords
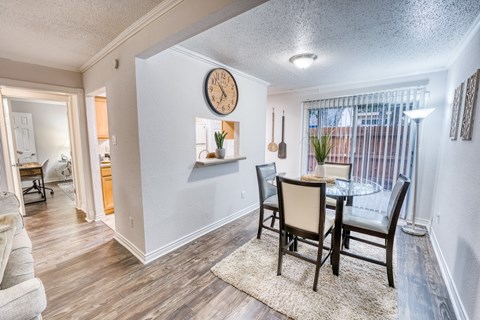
[23,184,455,319]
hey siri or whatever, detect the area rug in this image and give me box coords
[211,231,397,320]
[57,181,75,201]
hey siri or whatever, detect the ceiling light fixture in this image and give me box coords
[289,53,317,69]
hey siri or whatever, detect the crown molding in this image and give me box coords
[446,12,480,69]
[171,46,270,86]
[80,0,184,72]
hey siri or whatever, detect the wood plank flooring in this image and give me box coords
[23,184,456,319]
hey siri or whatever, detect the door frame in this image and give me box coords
[0,78,95,220]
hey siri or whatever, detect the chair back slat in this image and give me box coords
[387,174,410,233]
[325,162,352,180]
[282,183,321,233]
[256,163,277,201]
[41,159,49,170]
[277,177,327,237]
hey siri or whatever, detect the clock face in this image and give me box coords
[205,68,238,115]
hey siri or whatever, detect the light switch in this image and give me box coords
[112,135,118,146]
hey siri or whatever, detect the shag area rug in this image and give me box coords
[211,231,397,320]
[57,182,75,201]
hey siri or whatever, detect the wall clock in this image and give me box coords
[204,68,238,115]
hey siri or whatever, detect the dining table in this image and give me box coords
[322,177,381,275]
[269,174,382,276]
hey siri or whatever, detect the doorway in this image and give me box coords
[0,84,89,218]
[9,98,73,207]
[85,90,116,231]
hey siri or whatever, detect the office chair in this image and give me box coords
[23,159,54,198]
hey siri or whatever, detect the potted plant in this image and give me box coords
[311,130,334,177]
[214,130,228,159]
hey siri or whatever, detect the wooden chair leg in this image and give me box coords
[277,231,284,276]
[270,211,276,228]
[288,234,295,251]
[344,229,351,249]
[329,232,334,265]
[257,207,265,239]
[386,239,395,288]
[313,240,324,291]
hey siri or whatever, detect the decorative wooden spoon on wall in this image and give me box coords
[267,108,278,152]
[278,110,287,159]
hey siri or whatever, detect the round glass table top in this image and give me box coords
[267,174,382,198]
[325,177,382,197]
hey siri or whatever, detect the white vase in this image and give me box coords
[215,148,225,159]
[314,162,326,177]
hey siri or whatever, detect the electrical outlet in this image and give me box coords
[241,191,245,199]
[129,216,134,228]
[112,135,118,146]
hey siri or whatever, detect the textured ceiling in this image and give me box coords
[181,0,480,93]
[0,0,163,70]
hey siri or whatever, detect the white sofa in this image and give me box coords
[0,192,46,320]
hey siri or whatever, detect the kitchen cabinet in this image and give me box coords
[95,97,109,140]
[101,165,114,214]
[222,121,235,139]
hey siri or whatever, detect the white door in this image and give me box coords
[12,112,37,163]
[0,98,26,215]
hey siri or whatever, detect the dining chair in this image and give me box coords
[324,162,352,209]
[276,176,335,291]
[255,163,279,239]
[341,174,410,287]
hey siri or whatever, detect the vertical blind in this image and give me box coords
[302,87,427,212]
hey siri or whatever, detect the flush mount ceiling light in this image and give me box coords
[289,53,317,69]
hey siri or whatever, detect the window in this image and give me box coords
[302,87,427,213]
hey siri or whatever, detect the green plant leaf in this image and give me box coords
[214,130,228,149]
[310,129,334,163]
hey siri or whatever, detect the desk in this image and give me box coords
[20,162,47,204]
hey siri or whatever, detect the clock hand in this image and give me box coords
[218,83,227,98]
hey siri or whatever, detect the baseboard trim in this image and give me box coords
[404,217,431,232]
[79,208,93,222]
[114,231,147,264]
[430,228,469,320]
[94,212,106,222]
[143,203,259,264]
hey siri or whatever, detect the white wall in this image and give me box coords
[431,25,480,320]
[266,89,319,177]
[136,47,267,255]
[0,58,83,88]
[267,71,447,222]
[11,100,71,182]
[82,0,267,254]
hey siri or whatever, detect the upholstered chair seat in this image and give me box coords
[326,197,336,208]
[341,174,410,287]
[263,195,278,209]
[256,163,280,238]
[343,207,389,234]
